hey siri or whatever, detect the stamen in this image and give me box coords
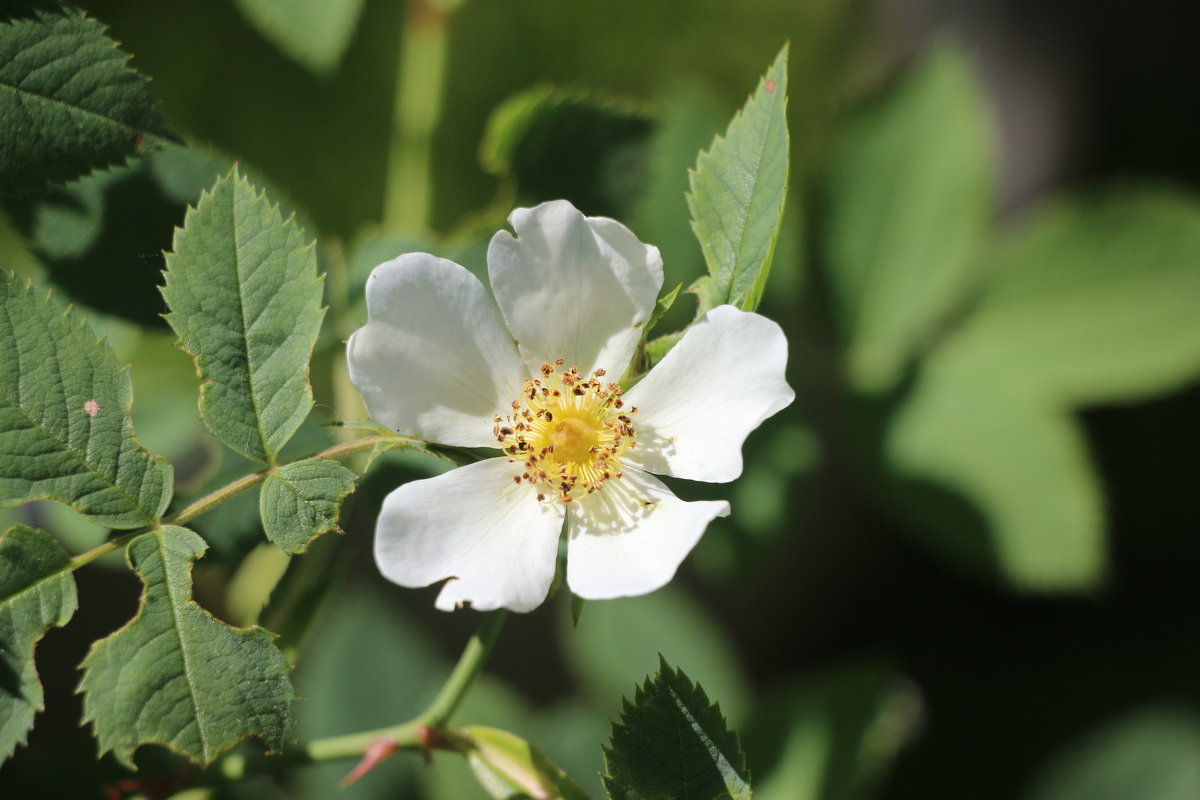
[494,361,637,503]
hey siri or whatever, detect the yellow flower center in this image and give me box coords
[494,359,636,503]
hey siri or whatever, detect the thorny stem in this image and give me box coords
[209,610,508,781]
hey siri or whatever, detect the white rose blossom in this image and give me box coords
[347,200,793,613]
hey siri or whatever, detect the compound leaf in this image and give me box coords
[259,457,356,554]
[0,270,173,528]
[603,656,751,800]
[0,525,77,764]
[162,166,324,464]
[687,44,789,313]
[79,525,294,768]
[0,4,175,196]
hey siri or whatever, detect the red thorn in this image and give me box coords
[341,736,399,787]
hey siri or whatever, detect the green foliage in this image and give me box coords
[259,457,357,553]
[0,525,77,763]
[79,525,295,768]
[603,656,751,800]
[746,659,917,800]
[825,43,992,392]
[480,86,653,218]
[0,270,173,528]
[8,145,226,328]
[561,584,751,727]
[936,189,1200,404]
[162,166,325,464]
[462,725,589,800]
[234,0,365,75]
[1024,706,1200,800]
[0,3,175,196]
[887,188,1200,589]
[687,44,790,313]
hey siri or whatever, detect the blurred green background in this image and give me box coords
[4,0,1200,798]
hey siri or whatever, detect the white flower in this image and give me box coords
[347,200,794,613]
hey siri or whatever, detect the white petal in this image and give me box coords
[375,458,566,613]
[566,468,728,600]
[487,200,663,377]
[624,305,794,483]
[347,253,527,447]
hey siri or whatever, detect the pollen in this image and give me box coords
[493,361,636,503]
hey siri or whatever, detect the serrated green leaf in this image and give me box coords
[0,5,175,196]
[79,525,295,768]
[162,166,325,464]
[259,458,356,554]
[0,525,77,764]
[603,656,751,800]
[233,0,365,75]
[687,44,789,313]
[0,270,173,528]
[826,43,992,392]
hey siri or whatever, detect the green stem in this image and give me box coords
[68,530,142,571]
[166,434,408,527]
[383,0,449,232]
[211,610,507,781]
[66,434,418,573]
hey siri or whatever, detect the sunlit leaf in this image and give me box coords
[79,525,294,768]
[162,166,325,464]
[0,4,175,196]
[234,0,365,76]
[687,44,789,313]
[941,188,1200,404]
[0,270,173,528]
[825,42,992,392]
[603,656,751,800]
[886,188,1200,590]
[0,525,77,764]
[259,457,356,554]
[460,725,589,800]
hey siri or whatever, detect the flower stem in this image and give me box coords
[210,610,507,781]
